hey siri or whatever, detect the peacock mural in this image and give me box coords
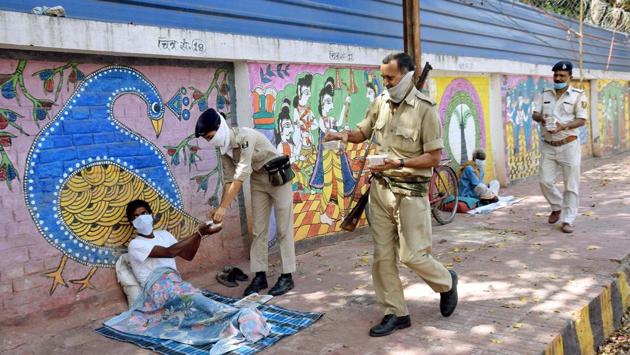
[23,66,202,294]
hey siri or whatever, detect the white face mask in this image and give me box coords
[387,71,415,103]
[475,159,486,171]
[207,115,231,155]
[132,214,154,236]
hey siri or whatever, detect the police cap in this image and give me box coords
[552,61,573,73]
[195,108,221,138]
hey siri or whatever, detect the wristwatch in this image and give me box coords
[399,159,405,168]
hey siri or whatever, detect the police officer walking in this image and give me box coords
[325,53,458,337]
[533,61,587,234]
[195,109,297,296]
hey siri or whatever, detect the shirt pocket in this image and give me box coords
[394,125,420,155]
[542,101,553,115]
[561,100,575,116]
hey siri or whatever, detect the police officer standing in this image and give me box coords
[533,61,587,234]
[325,53,458,337]
[195,109,297,296]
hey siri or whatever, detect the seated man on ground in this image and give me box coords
[459,149,500,206]
[105,199,271,354]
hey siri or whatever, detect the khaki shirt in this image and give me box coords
[222,127,279,183]
[533,86,588,142]
[356,87,443,179]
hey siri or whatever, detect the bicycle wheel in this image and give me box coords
[429,165,459,225]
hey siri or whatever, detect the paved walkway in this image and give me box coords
[2,152,629,355]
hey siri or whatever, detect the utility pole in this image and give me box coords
[403,0,421,85]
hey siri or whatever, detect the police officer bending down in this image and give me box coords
[195,109,297,296]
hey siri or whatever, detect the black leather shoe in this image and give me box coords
[227,267,249,282]
[216,271,238,287]
[369,314,411,337]
[243,274,268,296]
[440,270,458,317]
[268,275,294,296]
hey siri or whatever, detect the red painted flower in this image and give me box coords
[167,148,176,156]
[0,166,6,181]
[68,70,77,83]
[40,100,54,110]
[0,116,7,130]
[0,136,12,147]
[192,90,203,100]
[44,79,54,93]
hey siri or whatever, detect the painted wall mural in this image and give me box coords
[502,76,596,181]
[248,63,380,241]
[572,80,593,158]
[247,66,496,242]
[502,75,550,181]
[434,76,494,181]
[597,80,630,155]
[0,58,232,302]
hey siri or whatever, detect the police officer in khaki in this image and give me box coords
[195,109,297,296]
[325,53,458,337]
[533,61,587,234]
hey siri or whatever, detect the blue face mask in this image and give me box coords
[554,82,568,90]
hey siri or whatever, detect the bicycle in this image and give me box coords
[429,160,459,225]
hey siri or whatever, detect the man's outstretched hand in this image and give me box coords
[198,224,222,236]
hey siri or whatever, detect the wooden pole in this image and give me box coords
[403,0,421,85]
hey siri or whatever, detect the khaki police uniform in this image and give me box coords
[356,87,453,317]
[533,86,588,226]
[221,127,296,274]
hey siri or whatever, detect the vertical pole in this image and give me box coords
[579,0,585,84]
[403,0,421,84]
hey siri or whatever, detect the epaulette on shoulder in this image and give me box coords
[570,87,584,93]
[543,88,555,93]
[415,91,436,105]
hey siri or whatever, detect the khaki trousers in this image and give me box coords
[249,172,296,274]
[368,179,452,317]
[539,139,580,226]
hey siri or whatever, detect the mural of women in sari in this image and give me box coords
[309,77,355,225]
[292,74,317,194]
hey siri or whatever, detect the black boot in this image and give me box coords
[243,272,268,296]
[268,273,294,296]
[440,270,458,317]
[369,314,411,337]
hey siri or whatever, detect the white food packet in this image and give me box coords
[367,154,388,167]
[322,140,344,151]
[544,116,557,131]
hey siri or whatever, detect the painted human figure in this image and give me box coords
[366,82,378,103]
[275,98,300,164]
[506,94,519,154]
[309,77,355,225]
[292,74,318,193]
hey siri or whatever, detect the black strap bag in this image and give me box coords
[263,155,295,186]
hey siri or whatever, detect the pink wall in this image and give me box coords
[0,57,243,322]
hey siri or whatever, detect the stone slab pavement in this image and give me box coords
[2,151,629,355]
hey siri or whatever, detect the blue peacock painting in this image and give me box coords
[24,66,200,295]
